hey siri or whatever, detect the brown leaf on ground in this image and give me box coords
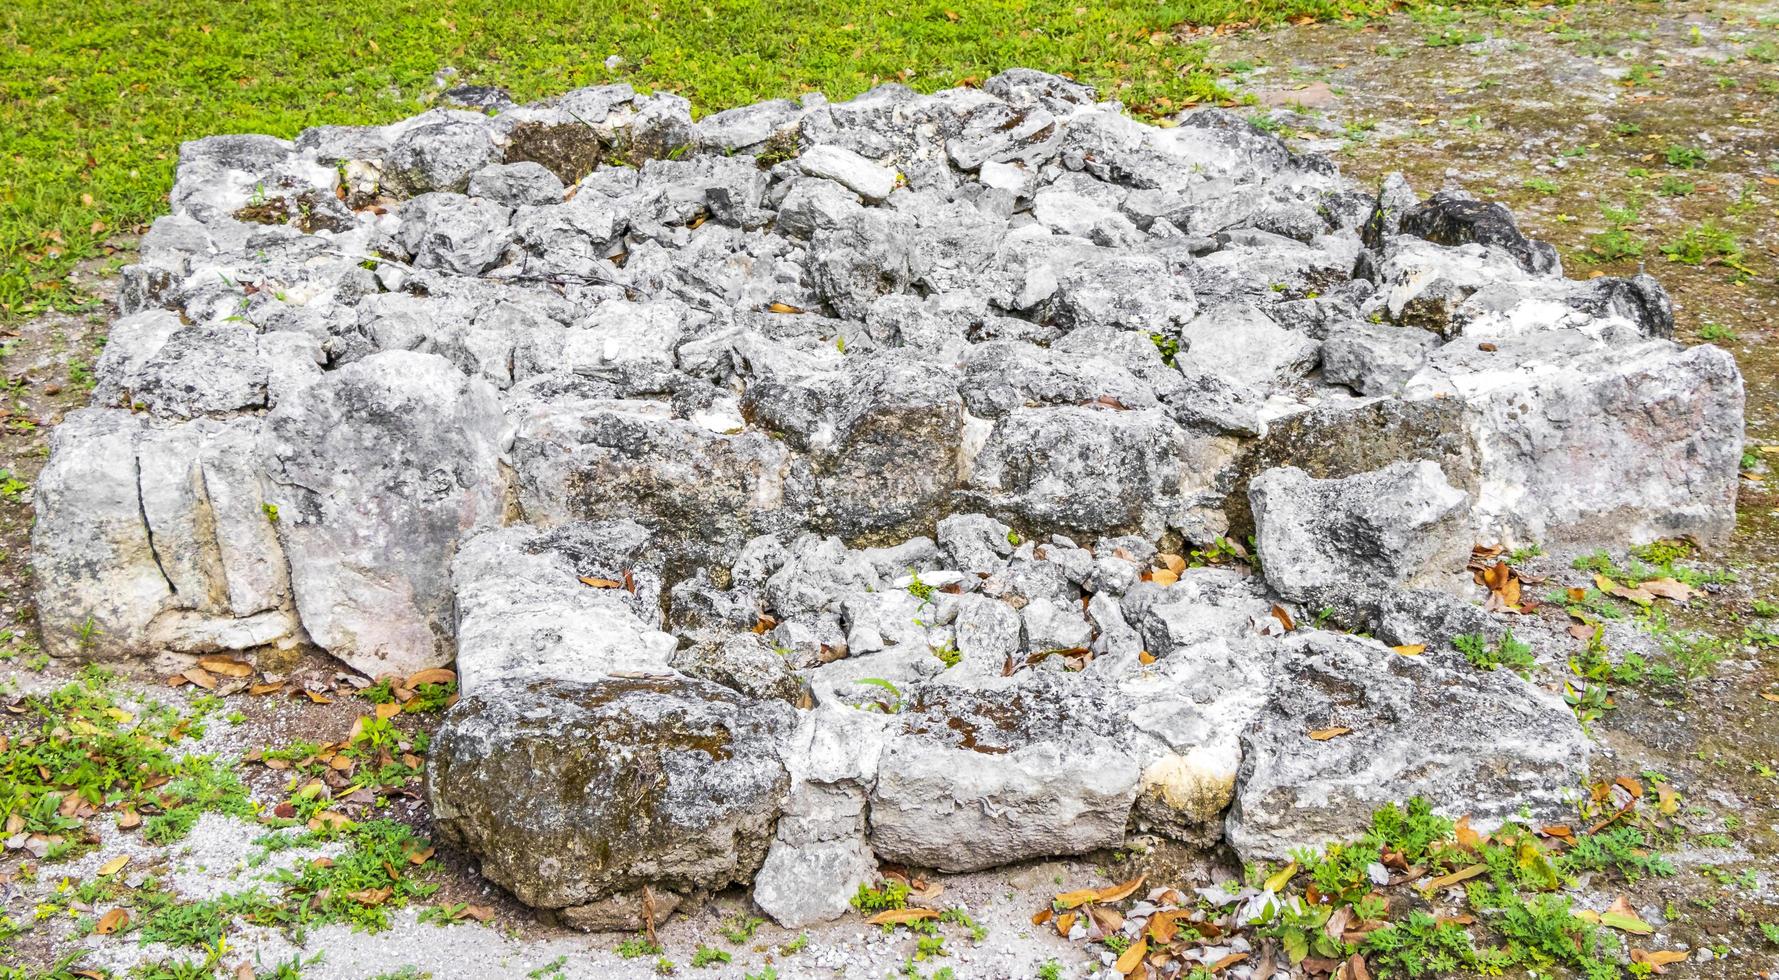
[1088,905,1123,933]
[1054,887,1099,909]
[462,904,495,922]
[307,811,351,831]
[97,854,129,876]
[1308,726,1351,741]
[95,908,128,934]
[406,668,456,687]
[1114,937,1148,975]
[1639,578,1696,602]
[1629,948,1689,973]
[198,657,254,677]
[249,681,285,695]
[867,908,940,926]
[374,703,401,721]
[1209,951,1248,973]
[1421,863,1487,892]
[578,576,623,589]
[1147,908,1186,943]
[1270,605,1296,631]
[182,667,217,690]
[1093,875,1146,904]
[1390,644,1425,656]
[347,886,393,905]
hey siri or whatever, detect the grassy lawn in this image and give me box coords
[0,0,1511,319]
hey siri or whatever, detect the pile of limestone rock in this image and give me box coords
[32,69,1743,929]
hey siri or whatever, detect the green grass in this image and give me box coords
[2,0,1523,319]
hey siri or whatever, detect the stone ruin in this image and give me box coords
[32,69,1744,929]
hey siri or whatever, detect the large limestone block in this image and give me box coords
[428,677,796,925]
[260,350,506,676]
[1227,632,1589,861]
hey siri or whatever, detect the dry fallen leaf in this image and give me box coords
[1148,568,1179,586]
[182,667,217,690]
[1595,574,1655,607]
[578,576,623,589]
[1308,726,1351,741]
[97,854,130,876]
[95,907,129,935]
[1055,911,1076,937]
[866,908,939,926]
[1421,863,1487,893]
[1629,948,1689,973]
[1053,887,1099,909]
[1159,553,1185,574]
[1114,937,1148,975]
[1580,896,1653,935]
[1391,644,1425,657]
[307,811,351,831]
[407,668,456,687]
[1209,951,1247,973]
[116,810,141,830]
[1147,908,1186,943]
[1453,816,1480,849]
[767,302,804,314]
[1137,650,1156,665]
[462,904,495,922]
[198,657,254,678]
[1092,875,1146,904]
[1761,692,1779,703]
[1270,605,1296,632]
[1638,578,1697,602]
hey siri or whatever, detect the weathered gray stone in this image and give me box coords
[261,351,506,676]
[1322,320,1439,395]
[1226,631,1589,861]
[1250,461,1472,602]
[429,677,796,920]
[797,144,897,203]
[34,411,303,659]
[395,193,514,276]
[1405,331,1743,547]
[468,161,565,206]
[453,522,675,695]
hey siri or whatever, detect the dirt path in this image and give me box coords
[2,2,1778,978]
